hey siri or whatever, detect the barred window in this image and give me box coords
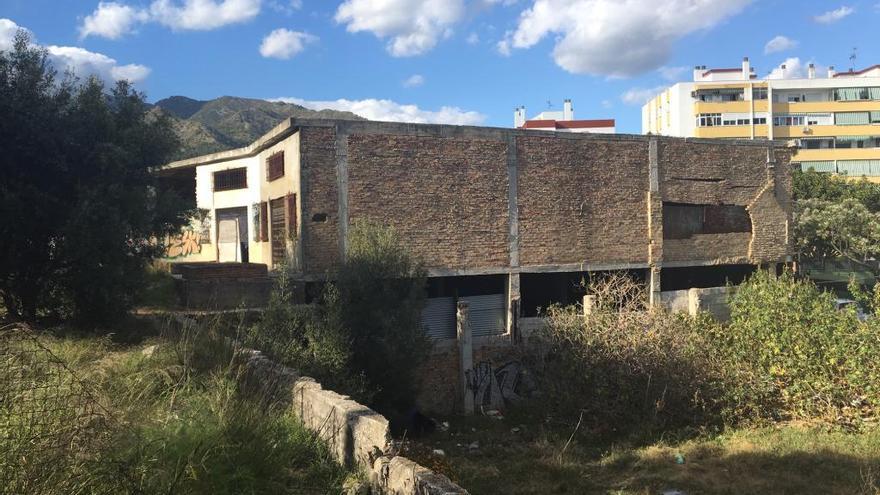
[213,168,247,191]
[267,151,284,181]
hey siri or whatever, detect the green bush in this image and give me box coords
[329,221,431,412]
[248,221,431,413]
[538,269,880,436]
[539,274,746,435]
[721,269,880,421]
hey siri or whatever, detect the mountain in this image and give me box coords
[153,96,364,160]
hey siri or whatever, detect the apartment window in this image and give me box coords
[753,88,768,100]
[754,117,767,125]
[266,151,284,181]
[773,115,805,127]
[834,88,880,101]
[213,167,247,191]
[697,113,722,127]
[800,138,834,149]
[723,119,736,126]
[870,111,880,124]
[835,112,871,125]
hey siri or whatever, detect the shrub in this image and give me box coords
[538,273,743,435]
[248,221,431,413]
[721,269,880,421]
[328,221,431,412]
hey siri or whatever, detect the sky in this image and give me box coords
[1,0,878,133]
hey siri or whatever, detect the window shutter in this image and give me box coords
[260,202,269,242]
[286,194,297,234]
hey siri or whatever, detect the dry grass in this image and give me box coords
[406,410,880,495]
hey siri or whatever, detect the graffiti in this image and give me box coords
[165,230,203,258]
[465,360,537,412]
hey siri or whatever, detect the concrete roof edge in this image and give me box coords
[160,118,788,172]
[161,118,297,171]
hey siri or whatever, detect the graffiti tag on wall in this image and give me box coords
[465,360,537,412]
[166,230,203,258]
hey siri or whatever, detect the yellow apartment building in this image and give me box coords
[643,57,880,180]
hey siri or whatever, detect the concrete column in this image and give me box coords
[647,138,663,308]
[456,301,474,416]
[506,272,521,341]
[649,266,662,308]
[687,287,701,316]
[583,294,596,318]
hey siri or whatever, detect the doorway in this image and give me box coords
[216,207,249,262]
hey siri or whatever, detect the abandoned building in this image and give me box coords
[158,118,793,337]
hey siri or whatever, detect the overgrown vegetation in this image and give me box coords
[538,270,880,436]
[0,320,349,494]
[0,32,191,325]
[247,221,431,414]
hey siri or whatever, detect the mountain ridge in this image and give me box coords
[152,95,364,160]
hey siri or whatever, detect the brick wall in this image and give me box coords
[295,121,793,278]
[517,136,650,266]
[347,133,509,271]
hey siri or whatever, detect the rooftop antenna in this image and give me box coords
[546,99,553,110]
[849,47,858,72]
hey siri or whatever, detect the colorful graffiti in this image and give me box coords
[165,230,203,258]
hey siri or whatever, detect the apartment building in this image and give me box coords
[643,57,880,179]
[515,99,615,133]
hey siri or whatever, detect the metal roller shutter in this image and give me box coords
[421,297,456,340]
[800,161,836,173]
[460,294,506,337]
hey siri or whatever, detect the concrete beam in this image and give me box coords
[336,123,350,260]
[507,134,520,268]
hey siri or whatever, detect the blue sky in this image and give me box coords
[1,0,878,133]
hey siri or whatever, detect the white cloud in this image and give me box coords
[269,0,302,14]
[335,0,466,57]
[79,2,148,39]
[501,0,752,77]
[79,0,262,37]
[402,74,425,87]
[0,19,150,83]
[658,65,687,81]
[259,28,316,59]
[764,35,797,54]
[272,96,486,125]
[813,5,853,23]
[150,0,261,30]
[620,86,666,106]
[0,18,26,51]
[47,45,151,83]
[766,57,825,80]
[466,32,479,44]
[601,99,612,109]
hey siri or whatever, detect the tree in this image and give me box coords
[0,32,190,324]
[794,198,880,275]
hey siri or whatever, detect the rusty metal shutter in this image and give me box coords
[270,197,286,265]
[259,202,269,242]
[460,294,506,337]
[286,194,297,234]
[421,297,456,340]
